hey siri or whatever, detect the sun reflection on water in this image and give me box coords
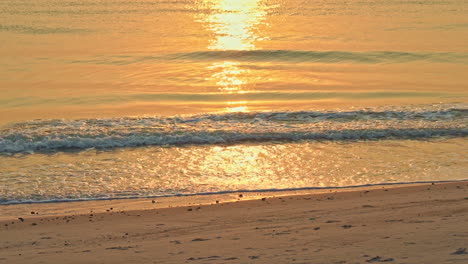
[199,145,275,187]
[226,101,249,112]
[207,61,248,92]
[203,0,268,51]
[200,0,269,112]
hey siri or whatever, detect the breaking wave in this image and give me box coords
[1,106,466,154]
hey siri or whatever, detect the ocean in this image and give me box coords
[0,0,467,204]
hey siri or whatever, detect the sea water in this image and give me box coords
[0,0,467,204]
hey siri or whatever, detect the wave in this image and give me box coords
[1,106,466,154]
[168,50,468,64]
[1,128,466,155]
[71,50,468,65]
[0,24,91,35]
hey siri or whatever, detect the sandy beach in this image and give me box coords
[1,181,467,264]
[1,1,467,263]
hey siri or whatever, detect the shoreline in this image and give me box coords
[1,181,467,263]
[1,180,466,221]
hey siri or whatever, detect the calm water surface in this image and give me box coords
[0,0,467,203]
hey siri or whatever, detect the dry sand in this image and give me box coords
[1,182,467,264]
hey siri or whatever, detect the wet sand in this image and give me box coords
[1,181,467,264]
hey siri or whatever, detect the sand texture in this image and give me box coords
[1,182,468,264]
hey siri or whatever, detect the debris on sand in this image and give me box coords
[366,256,394,262]
[451,248,467,255]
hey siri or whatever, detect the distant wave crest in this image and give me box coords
[169,50,468,64]
[71,50,468,65]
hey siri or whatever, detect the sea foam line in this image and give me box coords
[1,179,467,205]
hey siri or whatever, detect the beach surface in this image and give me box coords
[1,182,467,264]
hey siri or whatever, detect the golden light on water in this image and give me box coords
[201,0,269,112]
[200,145,274,186]
[199,0,269,172]
[207,61,248,92]
[226,101,249,112]
[203,0,267,51]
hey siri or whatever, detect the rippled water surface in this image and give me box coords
[0,0,467,203]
